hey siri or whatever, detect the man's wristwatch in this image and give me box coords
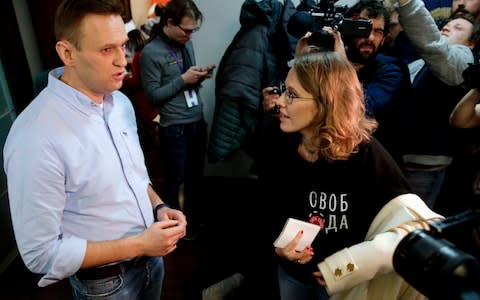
[153,203,169,222]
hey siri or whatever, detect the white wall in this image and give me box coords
[193,0,243,132]
[192,0,248,177]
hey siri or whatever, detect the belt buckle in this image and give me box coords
[131,256,149,268]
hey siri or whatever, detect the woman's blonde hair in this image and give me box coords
[293,49,377,160]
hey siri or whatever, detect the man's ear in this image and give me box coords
[468,40,476,50]
[55,40,75,66]
[166,18,175,27]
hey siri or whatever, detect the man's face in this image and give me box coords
[385,11,402,47]
[347,10,386,65]
[452,0,480,21]
[69,14,128,101]
[166,16,199,44]
[441,17,474,46]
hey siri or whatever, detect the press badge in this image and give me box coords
[184,90,199,108]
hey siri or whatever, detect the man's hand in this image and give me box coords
[295,32,312,56]
[182,66,209,84]
[155,205,187,225]
[322,27,348,60]
[396,0,409,6]
[199,64,216,79]
[262,86,281,113]
[139,219,187,257]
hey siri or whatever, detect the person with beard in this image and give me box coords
[140,0,215,238]
[392,0,480,208]
[450,0,480,61]
[452,0,480,21]
[432,0,480,34]
[300,0,412,165]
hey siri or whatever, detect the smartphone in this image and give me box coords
[205,66,215,75]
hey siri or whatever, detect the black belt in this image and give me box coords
[75,256,150,280]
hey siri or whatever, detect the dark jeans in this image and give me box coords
[158,120,207,224]
[69,257,164,300]
[403,168,446,208]
[277,265,328,300]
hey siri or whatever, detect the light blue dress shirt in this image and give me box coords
[4,67,154,287]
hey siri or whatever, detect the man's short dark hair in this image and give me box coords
[159,0,203,28]
[345,0,390,30]
[54,0,125,49]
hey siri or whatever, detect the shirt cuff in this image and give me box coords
[38,236,87,287]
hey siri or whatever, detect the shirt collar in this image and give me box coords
[48,67,114,117]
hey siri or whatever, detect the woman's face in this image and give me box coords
[277,68,319,134]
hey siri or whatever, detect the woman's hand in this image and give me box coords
[274,230,314,264]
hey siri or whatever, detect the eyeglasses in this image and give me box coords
[279,82,316,105]
[177,24,200,35]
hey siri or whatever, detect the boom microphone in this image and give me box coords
[287,11,313,38]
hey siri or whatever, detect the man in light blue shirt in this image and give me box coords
[3,0,186,299]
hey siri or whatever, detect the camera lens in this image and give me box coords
[393,229,480,299]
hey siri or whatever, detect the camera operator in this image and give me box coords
[295,1,407,112]
[391,0,480,209]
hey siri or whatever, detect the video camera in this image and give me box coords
[462,63,480,90]
[287,0,372,50]
[393,210,480,300]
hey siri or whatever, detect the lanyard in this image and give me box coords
[166,44,184,72]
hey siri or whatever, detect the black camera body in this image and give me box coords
[462,63,480,90]
[287,0,372,50]
[393,210,480,300]
[268,86,282,115]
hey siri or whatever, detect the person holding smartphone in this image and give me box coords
[140,0,215,238]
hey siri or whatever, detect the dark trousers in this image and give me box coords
[158,120,207,224]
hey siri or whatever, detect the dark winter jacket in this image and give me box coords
[207,0,297,162]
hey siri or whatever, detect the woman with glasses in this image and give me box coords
[252,49,438,299]
[140,0,215,238]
